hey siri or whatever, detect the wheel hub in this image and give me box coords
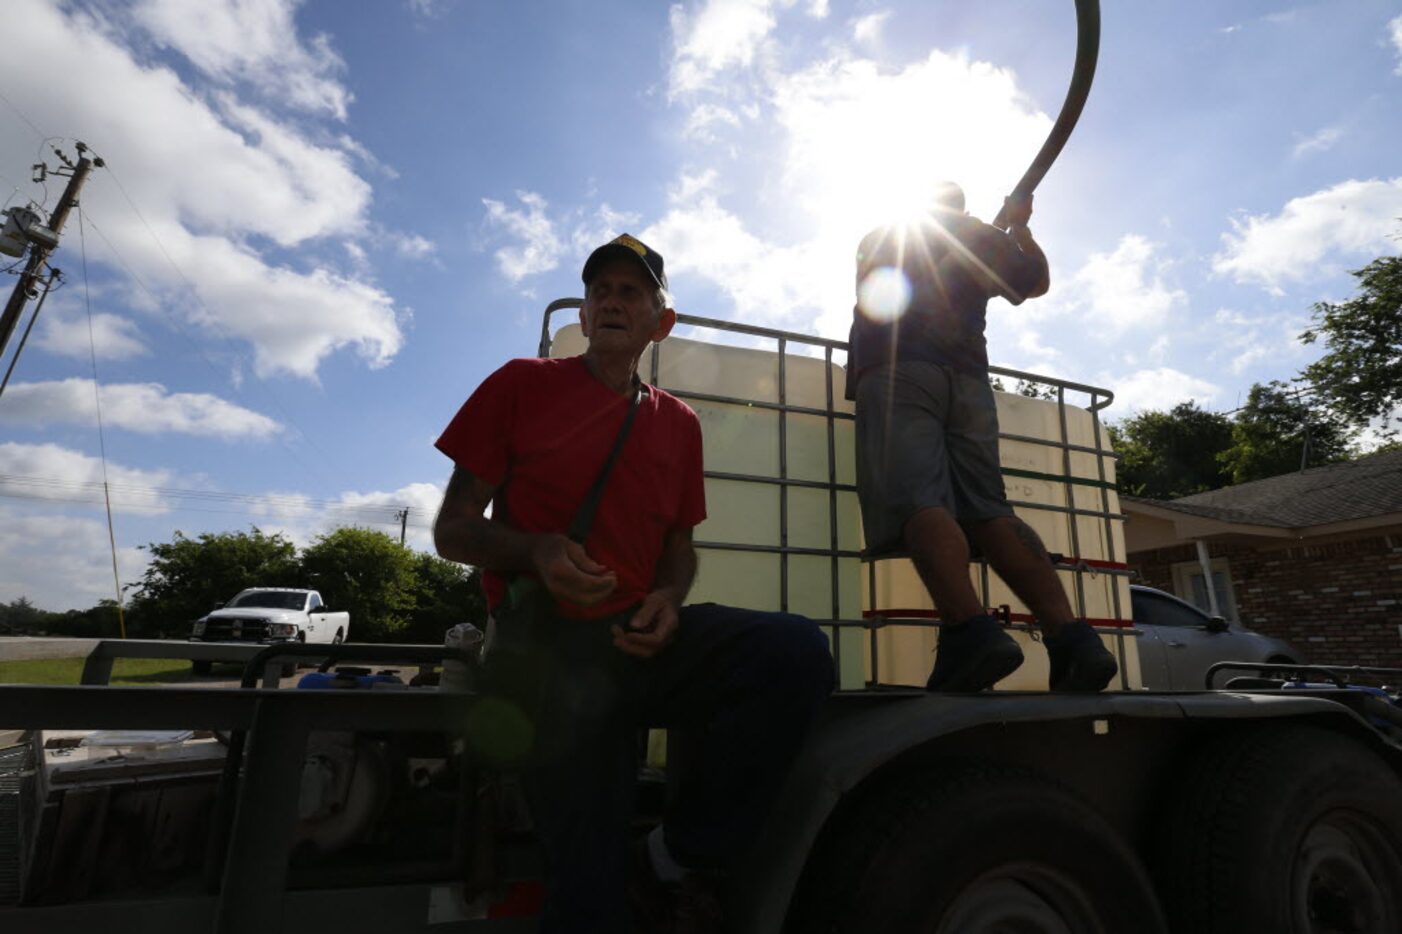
[935,864,1100,934]
[1293,813,1396,934]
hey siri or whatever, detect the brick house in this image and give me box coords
[1121,448,1402,668]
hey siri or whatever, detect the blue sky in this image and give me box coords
[2,0,1400,611]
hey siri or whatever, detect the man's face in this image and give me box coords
[580,257,674,355]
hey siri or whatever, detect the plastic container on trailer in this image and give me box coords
[296,668,406,690]
[550,323,1138,691]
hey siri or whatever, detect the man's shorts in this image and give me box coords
[854,361,1013,555]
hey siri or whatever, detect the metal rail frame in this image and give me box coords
[4,640,486,931]
[539,301,1133,690]
[78,639,282,687]
[1,683,489,932]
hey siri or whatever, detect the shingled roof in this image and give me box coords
[1137,447,1402,529]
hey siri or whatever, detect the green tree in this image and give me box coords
[1108,402,1233,499]
[1301,255,1402,438]
[126,528,300,637]
[1218,381,1354,484]
[989,376,1058,400]
[44,600,125,639]
[0,596,46,635]
[404,553,486,643]
[300,527,418,642]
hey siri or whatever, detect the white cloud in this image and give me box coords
[644,172,831,331]
[35,303,148,360]
[570,204,644,257]
[337,133,399,179]
[246,481,446,552]
[1054,235,1187,334]
[407,0,448,19]
[771,51,1049,228]
[482,191,565,281]
[1101,367,1220,418]
[653,39,1055,337]
[0,443,173,515]
[1390,15,1402,75]
[1213,178,1402,292]
[132,0,352,119]
[0,379,280,440]
[0,506,148,611]
[1291,125,1342,158]
[0,464,447,609]
[683,103,743,142]
[1207,307,1311,377]
[392,232,437,260]
[853,11,891,45]
[0,0,404,380]
[670,0,779,95]
[1228,345,1271,375]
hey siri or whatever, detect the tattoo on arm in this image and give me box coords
[434,467,536,571]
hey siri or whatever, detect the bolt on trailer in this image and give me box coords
[3,305,1402,934]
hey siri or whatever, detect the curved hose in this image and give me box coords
[990,0,1100,229]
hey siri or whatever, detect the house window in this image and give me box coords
[1170,557,1238,622]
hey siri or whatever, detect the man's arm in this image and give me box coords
[433,466,617,606]
[610,526,697,659]
[1001,195,1050,299]
[1008,224,1050,298]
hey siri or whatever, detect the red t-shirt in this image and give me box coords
[435,356,707,619]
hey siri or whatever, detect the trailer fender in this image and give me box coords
[728,691,1395,934]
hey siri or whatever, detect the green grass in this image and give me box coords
[0,656,241,685]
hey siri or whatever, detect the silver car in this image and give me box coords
[1130,584,1302,690]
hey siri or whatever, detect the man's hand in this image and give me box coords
[1003,193,1034,230]
[611,589,681,659]
[530,533,617,606]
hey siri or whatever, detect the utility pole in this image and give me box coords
[0,141,101,373]
[397,507,409,546]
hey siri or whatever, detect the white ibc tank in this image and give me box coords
[552,323,867,689]
[865,390,1138,690]
[550,322,1138,691]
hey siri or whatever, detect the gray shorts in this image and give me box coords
[855,361,1013,555]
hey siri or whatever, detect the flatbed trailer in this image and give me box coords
[4,309,1401,934]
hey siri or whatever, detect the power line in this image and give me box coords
[0,87,48,141]
[93,162,348,489]
[0,483,430,522]
[79,207,128,636]
[0,472,434,523]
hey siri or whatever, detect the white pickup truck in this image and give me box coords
[188,588,349,675]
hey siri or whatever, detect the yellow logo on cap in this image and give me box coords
[613,234,648,258]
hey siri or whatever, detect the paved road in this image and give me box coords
[0,637,101,661]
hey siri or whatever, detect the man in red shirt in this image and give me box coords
[434,234,834,933]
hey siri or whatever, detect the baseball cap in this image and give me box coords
[581,233,668,293]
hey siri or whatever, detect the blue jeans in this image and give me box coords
[481,600,834,932]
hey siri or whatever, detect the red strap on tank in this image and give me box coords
[862,608,1134,629]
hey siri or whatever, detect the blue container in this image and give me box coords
[297,667,404,690]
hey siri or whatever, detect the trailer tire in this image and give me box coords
[791,764,1166,934]
[1156,724,1402,934]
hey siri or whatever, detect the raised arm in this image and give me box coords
[433,466,617,606]
[1002,195,1051,299]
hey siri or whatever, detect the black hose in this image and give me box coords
[991,0,1100,229]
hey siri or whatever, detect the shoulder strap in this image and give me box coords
[567,381,648,544]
